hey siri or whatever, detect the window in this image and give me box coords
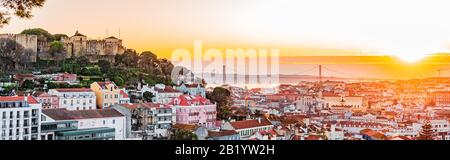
[24,111,29,118]
[103,120,106,125]
[112,120,115,124]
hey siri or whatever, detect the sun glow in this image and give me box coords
[393,50,429,63]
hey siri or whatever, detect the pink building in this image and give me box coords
[34,92,59,109]
[53,73,77,83]
[169,95,217,128]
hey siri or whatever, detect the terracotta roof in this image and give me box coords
[119,90,129,98]
[42,108,124,120]
[207,130,239,137]
[95,81,118,90]
[387,136,411,140]
[291,135,302,140]
[141,102,170,109]
[169,95,212,106]
[183,84,204,88]
[0,96,39,104]
[119,103,169,110]
[54,88,92,92]
[155,86,181,93]
[172,124,199,131]
[230,118,273,130]
[119,103,140,110]
[305,135,323,140]
[35,92,57,98]
[360,128,387,140]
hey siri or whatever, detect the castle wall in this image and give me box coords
[0,34,38,62]
[1,32,126,62]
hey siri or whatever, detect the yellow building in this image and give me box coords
[90,81,121,109]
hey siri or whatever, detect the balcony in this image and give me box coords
[157,120,172,124]
[157,113,172,117]
[56,127,116,140]
[31,122,39,126]
[41,121,78,132]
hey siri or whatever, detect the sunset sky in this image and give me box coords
[2,0,450,78]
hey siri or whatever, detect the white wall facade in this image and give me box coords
[48,89,96,110]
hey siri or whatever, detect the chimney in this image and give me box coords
[257,117,262,124]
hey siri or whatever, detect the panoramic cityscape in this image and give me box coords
[1,0,450,141]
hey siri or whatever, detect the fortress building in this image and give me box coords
[62,31,126,58]
[0,30,126,63]
[0,34,41,62]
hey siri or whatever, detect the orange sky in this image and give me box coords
[2,0,450,78]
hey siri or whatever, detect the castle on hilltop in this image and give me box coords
[0,30,126,62]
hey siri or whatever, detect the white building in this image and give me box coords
[0,96,42,140]
[222,118,274,140]
[325,125,345,140]
[41,108,126,140]
[143,84,183,104]
[323,96,364,108]
[295,95,324,112]
[48,88,96,110]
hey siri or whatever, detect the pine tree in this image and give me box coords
[418,119,435,140]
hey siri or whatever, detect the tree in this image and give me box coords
[76,56,90,67]
[171,129,198,140]
[139,51,157,73]
[115,49,139,67]
[114,76,125,86]
[0,0,46,28]
[89,67,102,76]
[80,68,91,76]
[98,60,111,73]
[21,79,34,90]
[418,119,436,140]
[0,38,31,71]
[143,91,154,102]
[53,34,68,41]
[207,87,233,120]
[21,28,54,41]
[143,75,157,86]
[49,41,65,57]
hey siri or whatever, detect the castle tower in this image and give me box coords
[69,30,87,57]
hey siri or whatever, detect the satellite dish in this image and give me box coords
[195,126,209,138]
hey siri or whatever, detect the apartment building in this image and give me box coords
[169,95,217,128]
[0,96,42,140]
[41,108,126,140]
[90,81,122,109]
[48,88,96,110]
